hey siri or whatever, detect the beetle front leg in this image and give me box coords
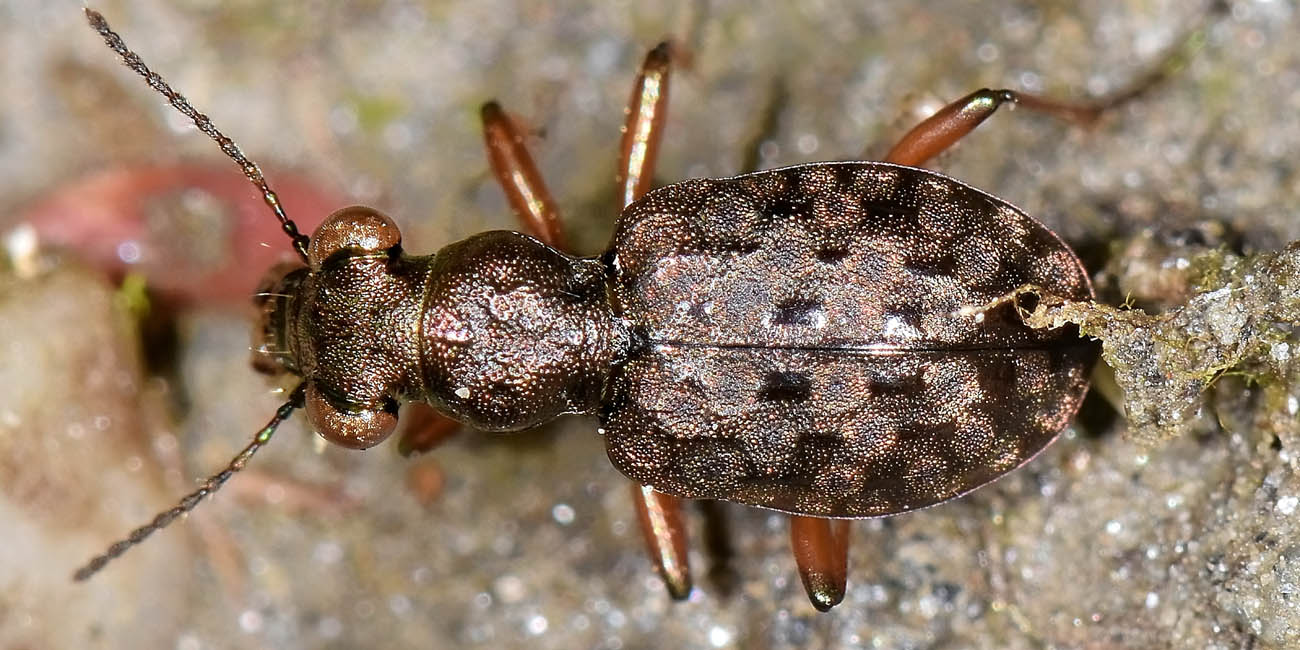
[479,101,567,249]
[395,403,461,457]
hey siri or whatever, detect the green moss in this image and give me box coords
[1014,238,1300,446]
[348,93,408,133]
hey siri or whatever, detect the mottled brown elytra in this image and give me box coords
[76,7,1111,611]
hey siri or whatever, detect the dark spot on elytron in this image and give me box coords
[946,184,990,216]
[772,297,823,326]
[975,356,1018,394]
[759,371,812,403]
[903,250,959,277]
[833,165,859,189]
[763,196,812,220]
[868,369,925,397]
[1024,233,1057,260]
[899,418,958,441]
[815,246,850,264]
[975,263,1031,294]
[862,197,916,223]
[1048,337,1097,373]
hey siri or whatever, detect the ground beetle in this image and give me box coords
[77,7,1108,611]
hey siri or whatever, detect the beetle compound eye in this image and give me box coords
[304,385,399,450]
[308,206,403,267]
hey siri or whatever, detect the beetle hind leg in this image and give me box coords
[883,49,1177,168]
[790,515,852,611]
[883,88,1107,168]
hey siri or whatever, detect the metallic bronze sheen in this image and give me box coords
[602,162,1096,517]
[419,231,621,431]
[258,161,1094,515]
[307,206,403,267]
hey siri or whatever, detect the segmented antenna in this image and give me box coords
[73,384,307,581]
[84,8,311,262]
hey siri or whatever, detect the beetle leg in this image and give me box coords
[480,101,567,250]
[631,483,693,599]
[885,89,1104,167]
[394,404,458,504]
[884,64,1184,169]
[396,403,462,457]
[885,30,1190,168]
[790,515,852,611]
[616,42,695,601]
[617,41,673,209]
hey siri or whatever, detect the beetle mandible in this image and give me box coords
[76,8,1107,611]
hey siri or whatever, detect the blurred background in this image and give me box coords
[2,1,1298,648]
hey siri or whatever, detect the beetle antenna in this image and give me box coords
[84,8,311,262]
[72,384,307,582]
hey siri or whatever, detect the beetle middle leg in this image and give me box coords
[611,43,697,601]
[480,101,566,250]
